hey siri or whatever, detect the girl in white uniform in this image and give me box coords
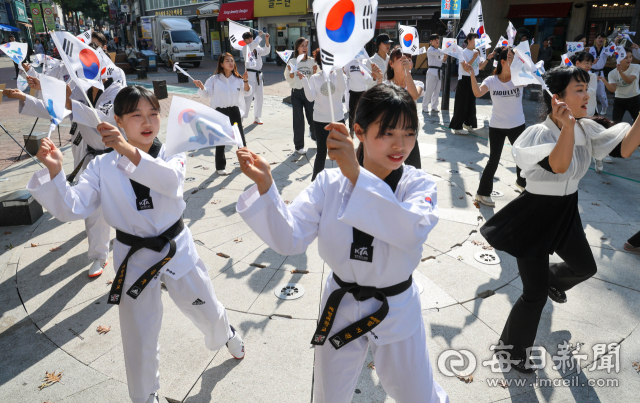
[25,86,245,403]
[481,66,640,373]
[193,52,251,176]
[235,84,449,403]
[242,32,270,125]
[423,34,448,113]
[384,46,424,169]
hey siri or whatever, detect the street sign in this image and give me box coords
[441,0,461,19]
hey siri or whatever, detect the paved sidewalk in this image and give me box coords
[1,54,639,403]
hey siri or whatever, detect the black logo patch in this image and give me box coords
[192,298,205,305]
[99,100,113,116]
[70,122,78,135]
[136,197,154,211]
[350,243,373,263]
[72,131,82,146]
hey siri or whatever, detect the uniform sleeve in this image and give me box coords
[582,119,630,160]
[301,76,316,102]
[18,94,54,119]
[26,162,101,222]
[197,76,214,99]
[257,45,270,57]
[337,168,439,251]
[511,125,559,171]
[284,66,294,86]
[236,175,326,256]
[117,150,186,199]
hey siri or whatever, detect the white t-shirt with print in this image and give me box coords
[459,48,480,79]
[607,64,640,99]
[481,75,525,129]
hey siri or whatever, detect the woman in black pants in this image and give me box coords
[481,66,640,373]
[299,49,346,180]
[463,47,527,206]
[194,52,250,175]
[449,33,493,135]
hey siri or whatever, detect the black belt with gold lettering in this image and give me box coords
[107,218,184,305]
[310,273,413,350]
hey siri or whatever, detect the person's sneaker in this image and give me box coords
[145,392,159,403]
[602,155,613,163]
[548,286,567,303]
[254,118,263,125]
[296,148,307,155]
[463,124,475,133]
[475,194,495,207]
[594,158,604,173]
[88,260,107,278]
[624,242,640,254]
[454,129,466,135]
[226,325,245,359]
[217,169,228,175]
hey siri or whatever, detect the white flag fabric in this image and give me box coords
[496,36,509,48]
[173,62,193,80]
[566,42,584,56]
[96,47,119,80]
[533,61,548,90]
[513,40,535,71]
[418,46,427,55]
[313,0,378,78]
[507,22,517,46]
[244,44,257,69]
[40,74,70,137]
[0,42,28,68]
[354,47,369,60]
[603,42,617,57]
[475,36,491,50]
[77,29,93,44]
[560,53,573,66]
[17,75,29,91]
[51,31,104,91]
[228,20,251,51]
[442,40,465,61]
[460,0,485,37]
[398,24,419,55]
[510,53,538,87]
[614,46,627,64]
[276,50,294,64]
[165,96,244,157]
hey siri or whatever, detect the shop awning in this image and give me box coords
[377,7,435,20]
[0,24,20,32]
[217,1,253,22]
[197,2,219,17]
[507,3,572,18]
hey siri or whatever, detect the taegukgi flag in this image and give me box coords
[313,0,378,78]
[165,96,244,157]
[228,20,251,51]
[51,30,105,91]
[460,0,485,37]
[441,39,465,61]
[398,24,419,55]
[560,53,573,66]
[77,29,93,44]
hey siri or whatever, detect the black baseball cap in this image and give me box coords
[376,34,392,44]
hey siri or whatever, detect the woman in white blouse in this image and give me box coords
[481,66,640,373]
[285,37,317,154]
[194,52,251,175]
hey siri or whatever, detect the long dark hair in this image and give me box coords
[540,66,590,119]
[354,84,419,159]
[386,46,404,81]
[493,47,509,75]
[215,52,241,78]
[293,37,308,60]
[114,85,160,117]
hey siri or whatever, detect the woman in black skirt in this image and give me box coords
[481,66,640,373]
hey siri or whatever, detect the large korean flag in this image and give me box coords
[165,96,244,157]
[460,0,484,38]
[228,20,251,51]
[313,0,378,78]
[398,24,419,55]
[51,31,104,91]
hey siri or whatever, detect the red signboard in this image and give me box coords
[217,1,254,22]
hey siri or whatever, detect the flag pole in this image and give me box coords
[325,73,336,123]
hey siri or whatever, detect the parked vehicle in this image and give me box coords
[142,16,204,68]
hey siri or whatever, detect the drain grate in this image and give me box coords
[490,190,504,197]
[275,283,305,300]
[185,177,196,182]
[474,251,501,265]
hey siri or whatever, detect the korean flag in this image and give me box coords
[398,24,419,55]
[313,0,378,78]
[77,29,93,44]
[561,54,573,66]
[51,31,104,91]
[228,20,251,51]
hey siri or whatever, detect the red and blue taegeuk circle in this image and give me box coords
[178,109,197,125]
[326,0,355,43]
[79,48,100,80]
[402,33,414,47]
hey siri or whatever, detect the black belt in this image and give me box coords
[310,273,413,350]
[429,65,444,80]
[247,68,262,86]
[66,145,114,183]
[107,218,184,305]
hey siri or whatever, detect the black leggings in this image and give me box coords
[500,225,597,359]
[312,119,344,181]
[215,106,246,171]
[612,95,639,123]
[477,125,526,196]
[449,76,477,130]
[292,88,315,149]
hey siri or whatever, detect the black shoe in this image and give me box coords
[548,286,567,303]
[511,358,536,374]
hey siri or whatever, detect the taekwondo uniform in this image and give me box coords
[237,164,450,403]
[423,46,447,112]
[589,45,609,113]
[243,36,270,122]
[26,139,238,403]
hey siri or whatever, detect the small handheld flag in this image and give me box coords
[560,54,573,66]
[398,24,419,55]
[0,42,28,69]
[276,50,294,64]
[566,42,584,56]
[614,46,627,64]
[39,75,70,138]
[506,22,517,46]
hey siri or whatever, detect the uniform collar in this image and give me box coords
[543,115,586,145]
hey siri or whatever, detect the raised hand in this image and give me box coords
[325,123,359,185]
[237,148,273,195]
[193,79,205,90]
[242,70,249,82]
[296,71,305,80]
[36,138,63,179]
[552,95,575,128]
[26,76,41,90]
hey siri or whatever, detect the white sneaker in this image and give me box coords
[454,129,466,135]
[217,169,228,175]
[475,194,495,207]
[88,259,107,278]
[602,155,613,163]
[254,117,263,125]
[463,124,475,133]
[145,392,159,403]
[226,325,245,359]
[296,148,306,155]
[594,158,604,173]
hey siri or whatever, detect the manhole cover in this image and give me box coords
[490,190,504,197]
[446,169,460,175]
[185,177,196,182]
[275,283,305,300]
[417,282,424,294]
[474,251,501,265]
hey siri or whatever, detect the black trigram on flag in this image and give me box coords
[398,26,405,36]
[362,5,373,30]
[478,13,483,24]
[410,44,418,53]
[79,31,91,43]
[62,38,74,57]
[105,67,114,76]
[230,34,238,45]
[320,48,334,67]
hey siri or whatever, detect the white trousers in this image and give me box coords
[243,73,264,119]
[423,73,442,111]
[596,77,609,110]
[119,259,232,403]
[313,321,449,403]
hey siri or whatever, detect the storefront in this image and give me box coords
[584,1,637,45]
[144,0,217,18]
[254,0,310,60]
[5,0,31,44]
[196,2,219,59]
[217,0,255,57]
